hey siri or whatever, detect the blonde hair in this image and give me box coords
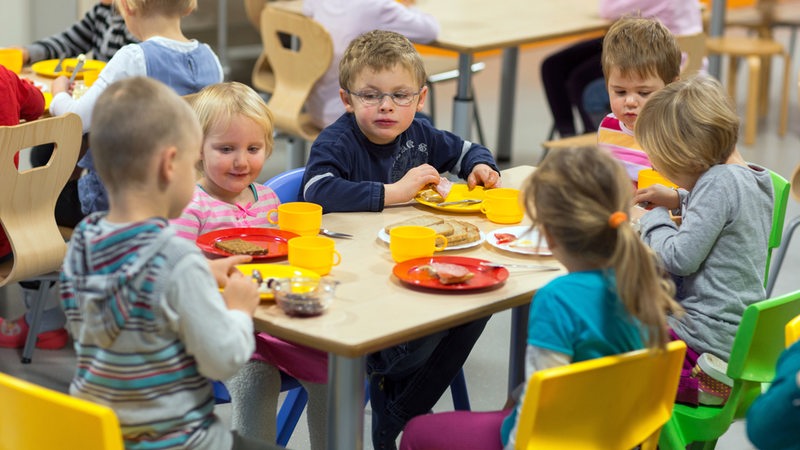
[189,82,275,171]
[339,30,427,92]
[90,77,200,191]
[524,147,681,347]
[601,16,681,86]
[114,0,197,16]
[635,75,739,177]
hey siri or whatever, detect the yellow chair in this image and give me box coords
[0,113,82,363]
[0,371,123,450]
[514,341,686,450]
[786,313,800,347]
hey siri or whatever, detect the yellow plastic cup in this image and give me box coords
[637,168,678,190]
[267,202,322,237]
[0,48,23,74]
[82,69,100,87]
[480,188,524,224]
[288,236,341,275]
[389,225,448,263]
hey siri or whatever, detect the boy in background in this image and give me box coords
[59,77,280,450]
[301,30,500,449]
[598,16,682,184]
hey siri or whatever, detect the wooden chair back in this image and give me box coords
[259,5,333,141]
[676,32,707,78]
[245,0,276,94]
[0,113,82,286]
[0,371,124,450]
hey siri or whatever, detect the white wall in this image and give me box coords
[0,0,82,47]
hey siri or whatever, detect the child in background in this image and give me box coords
[50,0,223,217]
[598,16,682,183]
[171,82,328,450]
[301,30,500,450]
[399,146,681,450]
[60,76,281,450]
[632,75,773,405]
[302,0,439,128]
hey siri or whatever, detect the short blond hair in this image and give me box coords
[339,30,427,92]
[90,77,200,192]
[114,0,197,16]
[189,82,274,163]
[635,75,739,177]
[601,16,681,85]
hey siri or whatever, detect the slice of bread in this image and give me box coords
[384,215,446,234]
[214,238,269,255]
[446,220,481,246]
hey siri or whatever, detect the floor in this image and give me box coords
[3,27,800,450]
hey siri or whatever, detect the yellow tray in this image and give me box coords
[30,58,106,79]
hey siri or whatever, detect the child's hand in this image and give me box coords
[208,255,253,288]
[633,184,680,210]
[384,164,441,205]
[221,271,260,316]
[467,164,501,189]
[51,76,73,96]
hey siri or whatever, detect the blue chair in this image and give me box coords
[264,167,305,202]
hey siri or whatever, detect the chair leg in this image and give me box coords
[744,56,762,146]
[778,51,790,137]
[276,387,309,447]
[450,368,471,411]
[427,82,437,126]
[727,56,739,105]
[21,282,50,364]
[767,215,799,297]
[472,89,486,146]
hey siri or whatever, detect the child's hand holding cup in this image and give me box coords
[389,225,448,262]
[267,202,323,237]
[480,188,524,224]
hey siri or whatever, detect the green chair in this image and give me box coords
[658,289,800,450]
[766,165,799,297]
[765,170,790,295]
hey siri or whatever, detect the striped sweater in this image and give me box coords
[26,2,138,63]
[597,113,652,182]
[60,214,255,450]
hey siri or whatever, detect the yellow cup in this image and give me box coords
[267,202,322,237]
[637,168,677,190]
[480,188,524,224]
[0,48,23,74]
[82,69,100,87]
[288,236,341,275]
[389,225,448,263]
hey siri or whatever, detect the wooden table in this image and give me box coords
[251,165,563,450]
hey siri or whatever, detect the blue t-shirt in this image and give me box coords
[500,270,645,445]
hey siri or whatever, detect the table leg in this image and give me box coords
[708,0,727,79]
[496,47,519,163]
[508,303,530,393]
[217,0,229,79]
[327,353,366,450]
[452,53,475,141]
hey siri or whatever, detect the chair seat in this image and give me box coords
[706,36,785,56]
[541,132,597,150]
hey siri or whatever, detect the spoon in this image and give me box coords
[251,269,264,286]
[320,228,353,239]
[479,262,560,271]
[436,199,482,207]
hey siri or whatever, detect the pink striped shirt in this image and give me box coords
[171,183,281,240]
[597,114,652,182]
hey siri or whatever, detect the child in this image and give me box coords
[50,0,223,217]
[632,75,773,405]
[598,16,682,183]
[398,146,681,450]
[170,82,328,449]
[301,29,500,450]
[302,0,439,128]
[59,76,281,450]
[18,0,137,65]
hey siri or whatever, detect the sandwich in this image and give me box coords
[214,238,269,256]
[416,177,454,203]
[413,262,475,285]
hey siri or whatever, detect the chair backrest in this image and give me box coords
[265,167,305,203]
[514,341,686,450]
[0,372,124,450]
[791,163,800,202]
[785,313,800,347]
[675,32,707,77]
[766,170,790,282]
[0,113,82,286]
[246,0,276,94]
[260,5,333,141]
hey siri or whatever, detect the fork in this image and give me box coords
[320,228,353,239]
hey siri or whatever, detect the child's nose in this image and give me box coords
[379,96,394,110]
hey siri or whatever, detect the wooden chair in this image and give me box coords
[540,32,707,158]
[514,341,686,450]
[245,0,276,95]
[0,371,124,450]
[0,113,82,363]
[258,5,333,170]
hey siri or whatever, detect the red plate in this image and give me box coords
[196,227,298,261]
[392,256,509,291]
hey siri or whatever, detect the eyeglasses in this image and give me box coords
[345,89,422,107]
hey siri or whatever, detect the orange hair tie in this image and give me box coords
[608,211,628,229]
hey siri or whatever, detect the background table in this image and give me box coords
[251,165,563,450]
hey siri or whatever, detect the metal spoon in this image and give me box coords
[436,199,482,207]
[251,269,264,285]
[320,228,353,239]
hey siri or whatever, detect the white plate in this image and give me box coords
[377,228,485,251]
[486,226,552,256]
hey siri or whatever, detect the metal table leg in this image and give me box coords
[327,353,366,450]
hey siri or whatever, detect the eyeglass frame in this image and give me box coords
[344,88,424,107]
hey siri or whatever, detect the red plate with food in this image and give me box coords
[196,227,298,260]
[393,256,509,291]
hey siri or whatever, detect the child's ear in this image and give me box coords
[158,145,179,187]
[340,88,355,113]
[415,85,428,112]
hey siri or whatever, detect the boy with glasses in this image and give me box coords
[301,29,500,213]
[300,30,500,450]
